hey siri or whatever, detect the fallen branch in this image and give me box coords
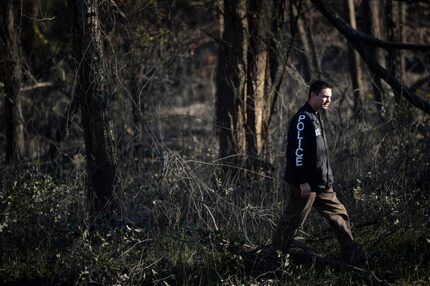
[232,243,390,286]
[288,248,386,286]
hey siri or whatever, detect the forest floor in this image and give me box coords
[1,102,430,286]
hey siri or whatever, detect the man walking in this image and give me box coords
[272,80,367,266]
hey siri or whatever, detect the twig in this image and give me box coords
[203,203,219,231]
[20,82,55,92]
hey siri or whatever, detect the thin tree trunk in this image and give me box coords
[386,0,407,104]
[304,14,321,81]
[344,0,364,117]
[218,0,224,38]
[385,0,398,101]
[233,0,248,157]
[294,1,320,82]
[295,3,313,82]
[48,92,80,159]
[265,0,285,161]
[1,0,25,163]
[75,0,117,218]
[398,1,406,83]
[247,0,271,157]
[366,0,385,114]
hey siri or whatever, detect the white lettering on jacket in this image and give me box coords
[296,114,306,166]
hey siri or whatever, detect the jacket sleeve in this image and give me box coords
[287,112,312,184]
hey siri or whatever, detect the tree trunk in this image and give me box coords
[344,0,364,117]
[75,0,117,218]
[216,0,284,169]
[1,0,25,163]
[216,0,248,160]
[386,0,407,104]
[365,0,385,114]
[385,0,399,102]
[265,0,285,160]
[294,1,320,82]
[247,0,272,157]
[216,0,279,168]
[398,1,406,83]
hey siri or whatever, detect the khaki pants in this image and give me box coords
[272,185,356,255]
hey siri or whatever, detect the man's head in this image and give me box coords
[308,80,333,112]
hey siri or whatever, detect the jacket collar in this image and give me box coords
[303,101,317,114]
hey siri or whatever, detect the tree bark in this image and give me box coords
[265,0,286,160]
[295,3,312,82]
[247,0,272,157]
[387,0,406,104]
[398,1,406,83]
[364,0,385,113]
[294,1,320,82]
[75,0,117,218]
[216,0,280,167]
[386,0,399,102]
[1,0,25,163]
[216,0,248,160]
[344,0,364,117]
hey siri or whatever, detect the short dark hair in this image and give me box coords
[308,80,334,98]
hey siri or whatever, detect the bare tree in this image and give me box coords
[1,0,25,163]
[75,0,117,218]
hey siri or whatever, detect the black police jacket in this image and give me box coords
[284,102,334,192]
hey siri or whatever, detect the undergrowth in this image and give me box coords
[0,114,429,286]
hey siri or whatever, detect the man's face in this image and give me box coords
[311,88,332,111]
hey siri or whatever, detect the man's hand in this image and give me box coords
[299,183,311,198]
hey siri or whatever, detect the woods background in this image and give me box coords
[0,0,429,285]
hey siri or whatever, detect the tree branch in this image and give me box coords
[310,0,430,51]
[310,0,430,114]
[410,76,430,93]
[20,82,54,92]
[0,81,54,92]
[394,0,430,3]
